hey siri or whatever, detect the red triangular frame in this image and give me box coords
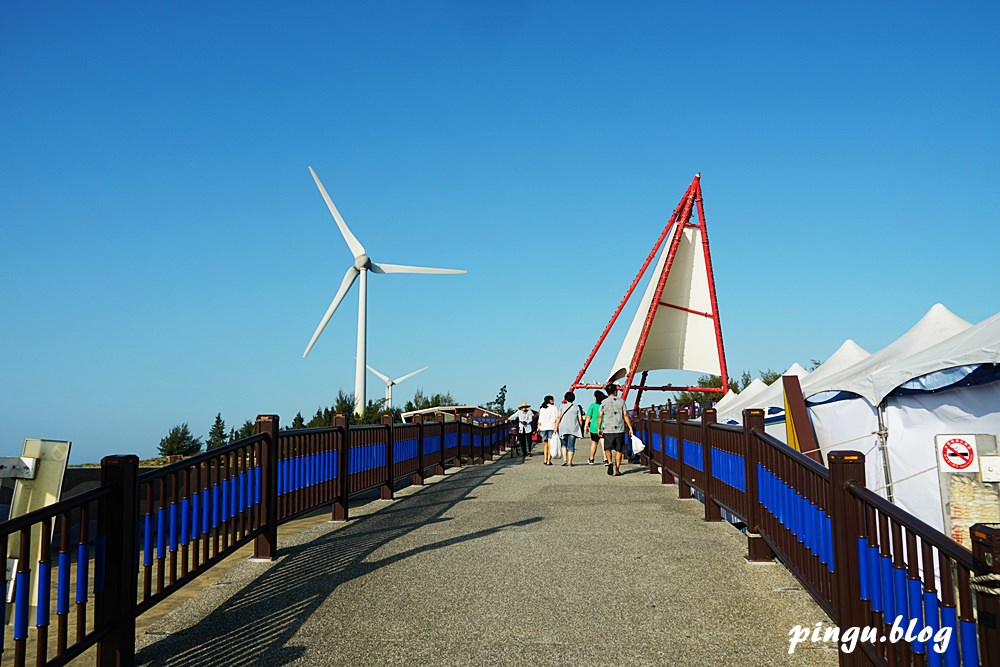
[570,174,729,410]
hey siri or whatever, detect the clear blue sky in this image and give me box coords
[2,2,998,464]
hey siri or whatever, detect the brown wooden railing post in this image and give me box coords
[253,414,279,560]
[381,414,394,500]
[97,455,139,667]
[676,411,691,499]
[742,409,772,562]
[702,409,721,522]
[970,523,1000,665]
[437,420,446,476]
[412,414,425,485]
[455,417,464,468]
[332,414,350,521]
[659,411,674,485]
[645,410,656,475]
[828,451,866,666]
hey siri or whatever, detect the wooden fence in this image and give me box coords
[634,407,999,667]
[0,414,511,666]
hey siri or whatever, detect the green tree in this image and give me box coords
[402,389,456,413]
[675,374,738,407]
[481,385,507,415]
[227,419,256,443]
[206,413,227,450]
[290,412,306,429]
[158,423,203,457]
[759,369,782,385]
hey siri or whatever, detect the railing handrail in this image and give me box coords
[0,484,115,535]
[137,432,270,483]
[753,429,830,480]
[846,479,977,568]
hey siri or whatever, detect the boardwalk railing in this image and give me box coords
[0,414,512,667]
[635,407,999,667]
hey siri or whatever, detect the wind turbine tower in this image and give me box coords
[367,364,428,410]
[302,167,465,416]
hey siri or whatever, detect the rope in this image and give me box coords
[794,432,880,458]
[971,573,1000,597]
[868,466,936,493]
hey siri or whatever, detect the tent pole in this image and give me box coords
[876,402,895,503]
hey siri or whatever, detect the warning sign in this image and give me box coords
[936,435,977,473]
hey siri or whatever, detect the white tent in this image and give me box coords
[716,364,810,439]
[716,378,770,423]
[711,384,743,415]
[803,304,984,535]
[866,311,1000,536]
[804,304,972,403]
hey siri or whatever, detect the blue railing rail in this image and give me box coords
[633,407,1000,667]
[0,413,512,667]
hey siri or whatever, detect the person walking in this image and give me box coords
[508,402,534,459]
[598,383,633,476]
[537,395,559,465]
[554,391,585,466]
[584,389,606,465]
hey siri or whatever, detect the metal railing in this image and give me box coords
[634,407,999,667]
[0,414,512,666]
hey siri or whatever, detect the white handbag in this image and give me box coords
[549,433,561,458]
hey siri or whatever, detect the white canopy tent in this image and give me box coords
[866,311,1000,535]
[715,378,769,424]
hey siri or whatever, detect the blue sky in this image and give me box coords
[2,2,998,464]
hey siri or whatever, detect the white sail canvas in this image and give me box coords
[608,225,721,383]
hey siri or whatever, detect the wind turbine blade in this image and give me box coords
[303,266,359,358]
[308,166,366,258]
[370,262,466,275]
[393,366,428,384]
[366,364,391,383]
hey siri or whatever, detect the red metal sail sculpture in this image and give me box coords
[570,174,729,410]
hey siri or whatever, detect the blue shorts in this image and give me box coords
[560,434,577,452]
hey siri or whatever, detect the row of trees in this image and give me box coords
[157,387,469,457]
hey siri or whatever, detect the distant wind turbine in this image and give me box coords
[302,166,465,416]
[366,364,428,410]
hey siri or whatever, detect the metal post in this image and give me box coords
[97,455,139,667]
[743,409,773,562]
[702,409,721,522]
[828,451,867,667]
[970,523,1000,666]
[253,415,279,560]
[381,414,394,500]
[332,414,350,521]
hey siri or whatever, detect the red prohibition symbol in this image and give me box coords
[942,438,975,470]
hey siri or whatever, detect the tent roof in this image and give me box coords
[742,363,811,413]
[716,378,769,422]
[802,303,972,404]
[799,339,870,398]
[711,385,742,415]
[869,309,1000,401]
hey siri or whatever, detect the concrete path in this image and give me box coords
[135,452,839,666]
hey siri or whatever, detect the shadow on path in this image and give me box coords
[136,457,535,666]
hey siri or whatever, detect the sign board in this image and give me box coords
[5,439,70,622]
[936,435,978,472]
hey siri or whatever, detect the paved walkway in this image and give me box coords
[135,451,839,666]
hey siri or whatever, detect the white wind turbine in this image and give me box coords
[366,364,428,410]
[302,166,466,416]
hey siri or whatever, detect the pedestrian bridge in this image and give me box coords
[1,411,996,666]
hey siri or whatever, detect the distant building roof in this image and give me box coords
[400,405,503,423]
